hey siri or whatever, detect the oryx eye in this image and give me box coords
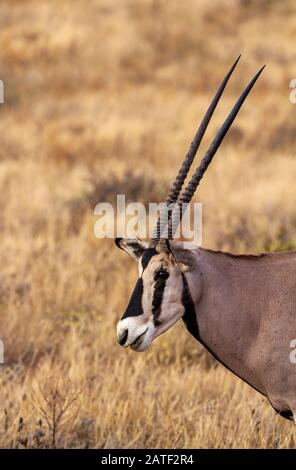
[155,270,169,280]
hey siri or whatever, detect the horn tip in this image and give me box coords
[254,64,266,79]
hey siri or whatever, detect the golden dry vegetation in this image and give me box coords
[1,0,296,448]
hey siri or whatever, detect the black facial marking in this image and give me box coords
[120,248,157,320]
[141,248,157,270]
[152,272,168,327]
[121,278,144,319]
[181,273,199,339]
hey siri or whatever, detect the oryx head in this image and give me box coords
[115,238,197,351]
[115,56,264,351]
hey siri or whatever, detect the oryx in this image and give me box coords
[115,57,296,421]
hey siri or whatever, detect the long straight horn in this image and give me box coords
[170,64,265,236]
[151,56,241,244]
[164,55,241,206]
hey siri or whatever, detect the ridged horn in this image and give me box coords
[150,55,241,245]
[169,64,265,237]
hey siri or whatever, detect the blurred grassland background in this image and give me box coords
[1,0,296,448]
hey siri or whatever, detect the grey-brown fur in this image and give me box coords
[186,247,296,419]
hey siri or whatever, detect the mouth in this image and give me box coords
[130,328,148,351]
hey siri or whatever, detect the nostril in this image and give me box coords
[118,329,128,346]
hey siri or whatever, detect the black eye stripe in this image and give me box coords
[154,269,169,280]
[121,248,165,321]
[121,277,144,319]
[152,275,168,327]
[141,248,157,270]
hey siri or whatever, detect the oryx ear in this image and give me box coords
[115,238,149,261]
[168,242,196,272]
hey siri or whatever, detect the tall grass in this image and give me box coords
[0,0,296,448]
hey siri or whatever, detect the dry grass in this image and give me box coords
[1,0,296,448]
